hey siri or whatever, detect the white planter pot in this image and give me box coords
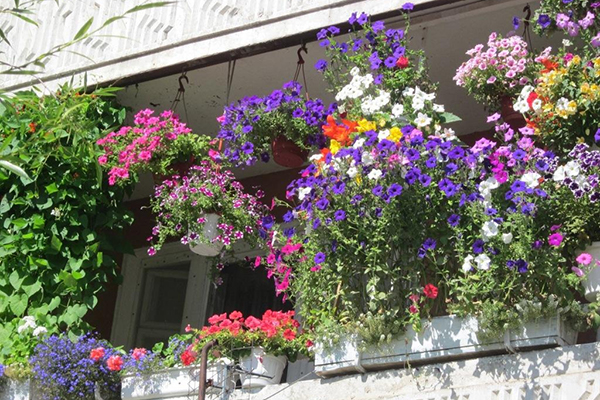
[0,379,30,400]
[314,314,576,377]
[581,241,600,302]
[121,360,235,400]
[189,213,224,256]
[239,348,287,388]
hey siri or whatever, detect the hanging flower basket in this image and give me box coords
[239,347,287,388]
[152,157,195,183]
[271,135,309,168]
[500,96,526,131]
[189,213,224,257]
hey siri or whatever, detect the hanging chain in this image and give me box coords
[170,71,190,122]
[293,43,310,101]
[522,4,534,51]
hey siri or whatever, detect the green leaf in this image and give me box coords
[50,234,63,252]
[73,17,94,41]
[9,294,27,316]
[47,296,60,312]
[32,214,45,229]
[9,270,22,290]
[45,183,58,194]
[11,218,28,228]
[439,112,462,124]
[9,12,38,27]
[101,16,125,28]
[125,2,174,14]
[0,28,12,47]
[21,280,41,297]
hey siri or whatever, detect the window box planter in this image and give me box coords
[121,361,235,400]
[0,379,30,400]
[314,314,577,378]
[239,348,287,388]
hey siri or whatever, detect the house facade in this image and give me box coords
[2,0,600,398]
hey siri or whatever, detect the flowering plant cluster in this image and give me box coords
[30,334,121,400]
[533,0,600,51]
[188,310,309,361]
[217,81,334,167]
[96,109,211,185]
[314,10,459,132]
[147,161,270,258]
[512,51,600,153]
[453,32,535,109]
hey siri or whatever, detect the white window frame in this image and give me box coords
[111,242,211,348]
[111,240,265,349]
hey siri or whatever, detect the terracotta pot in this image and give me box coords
[271,135,308,168]
[500,96,526,132]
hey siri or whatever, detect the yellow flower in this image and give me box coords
[378,119,386,127]
[355,176,362,185]
[571,55,581,65]
[389,127,403,143]
[566,100,577,114]
[356,119,377,133]
[330,139,341,155]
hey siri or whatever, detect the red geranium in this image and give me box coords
[132,348,147,361]
[180,348,197,366]
[106,355,123,372]
[89,347,105,362]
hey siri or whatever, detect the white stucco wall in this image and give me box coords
[227,343,600,400]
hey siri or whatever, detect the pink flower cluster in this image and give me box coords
[255,236,306,301]
[198,310,299,340]
[454,32,531,90]
[148,161,269,255]
[96,109,192,185]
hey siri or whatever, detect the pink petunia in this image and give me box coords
[577,253,593,265]
[548,233,563,247]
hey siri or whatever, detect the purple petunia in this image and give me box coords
[388,183,403,197]
[538,14,551,29]
[447,214,460,227]
[402,2,414,11]
[314,252,326,264]
[334,209,347,221]
[315,59,328,71]
[473,239,485,254]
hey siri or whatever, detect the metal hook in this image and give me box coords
[178,72,189,93]
[296,43,308,65]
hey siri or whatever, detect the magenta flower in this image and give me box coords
[576,253,593,265]
[548,233,563,247]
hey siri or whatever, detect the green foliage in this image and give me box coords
[0,85,134,366]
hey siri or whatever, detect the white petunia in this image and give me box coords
[353,138,366,149]
[462,255,474,272]
[414,112,432,128]
[553,166,566,182]
[298,187,312,201]
[474,254,491,270]
[33,326,48,337]
[502,232,513,244]
[367,169,382,180]
[362,152,375,166]
[564,160,581,178]
[347,166,358,178]
[481,220,499,240]
[391,103,404,118]
[521,172,541,189]
[433,103,445,113]
[378,129,390,141]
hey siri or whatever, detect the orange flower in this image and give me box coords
[322,115,357,146]
[539,58,558,74]
[28,122,36,133]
